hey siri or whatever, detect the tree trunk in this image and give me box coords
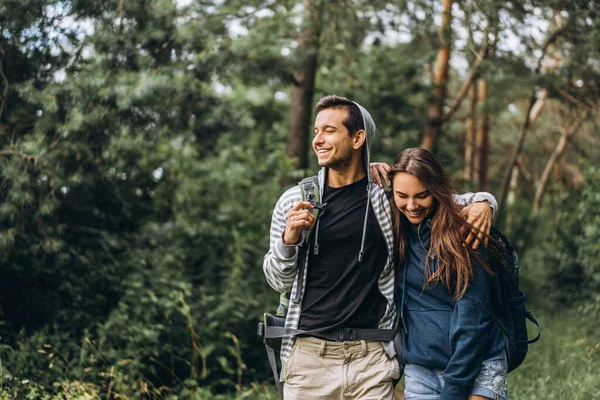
[496,22,566,222]
[533,110,589,211]
[421,0,452,151]
[505,164,520,231]
[496,90,547,222]
[474,78,489,190]
[464,81,477,182]
[286,0,322,170]
[0,49,8,120]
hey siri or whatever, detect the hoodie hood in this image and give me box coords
[353,100,377,178]
[352,101,376,262]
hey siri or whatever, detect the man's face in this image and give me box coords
[312,108,357,170]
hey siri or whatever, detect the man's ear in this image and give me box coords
[353,129,366,150]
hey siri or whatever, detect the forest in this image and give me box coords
[0,0,598,399]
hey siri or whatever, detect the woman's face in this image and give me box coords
[392,172,436,225]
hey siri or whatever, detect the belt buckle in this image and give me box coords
[338,328,354,341]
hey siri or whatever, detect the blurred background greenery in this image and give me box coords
[0,0,598,398]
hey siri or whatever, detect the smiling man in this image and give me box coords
[263,95,497,400]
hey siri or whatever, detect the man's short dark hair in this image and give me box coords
[314,95,364,136]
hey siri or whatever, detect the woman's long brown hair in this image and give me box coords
[389,148,494,300]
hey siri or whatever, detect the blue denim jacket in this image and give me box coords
[399,221,505,400]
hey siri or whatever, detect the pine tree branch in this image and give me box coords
[0,49,8,120]
[496,22,567,222]
[535,25,568,74]
[202,0,282,23]
[515,157,534,184]
[441,40,489,123]
[0,149,37,164]
[496,90,548,222]
[533,110,589,211]
[553,86,595,114]
[442,5,498,124]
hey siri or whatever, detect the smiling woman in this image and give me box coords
[392,172,435,224]
[388,148,508,400]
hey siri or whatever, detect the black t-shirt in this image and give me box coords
[297,176,388,332]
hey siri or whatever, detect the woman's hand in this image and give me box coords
[460,202,493,249]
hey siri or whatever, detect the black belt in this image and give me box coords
[304,327,397,342]
[258,315,397,343]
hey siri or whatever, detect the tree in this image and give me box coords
[464,82,477,182]
[421,0,492,152]
[533,109,589,211]
[496,20,566,221]
[422,0,453,151]
[286,0,323,170]
[473,78,490,189]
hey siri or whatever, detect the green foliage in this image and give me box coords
[1,0,292,396]
[571,167,600,341]
[540,167,600,306]
[508,312,600,400]
[0,0,599,398]
[506,165,600,349]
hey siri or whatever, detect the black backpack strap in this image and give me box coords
[265,343,283,397]
[524,309,541,344]
[257,314,285,394]
[293,176,326,305]
[298,176,326,246]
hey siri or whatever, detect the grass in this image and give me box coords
[217,309,600,400]
[507,311,600,400]
[2,310,597,399]
[392,310,600,400]
[271,309,600,400]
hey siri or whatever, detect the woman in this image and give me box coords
[389,148,507,400]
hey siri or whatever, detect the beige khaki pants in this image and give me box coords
[283,336,400,400]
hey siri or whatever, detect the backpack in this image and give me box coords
[276,176,325,317]
[488,226,541,372]
[256,176,326,397]
[381,172,540,372]
[257,175,399,397]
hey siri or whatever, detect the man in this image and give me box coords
[263,95,495,399]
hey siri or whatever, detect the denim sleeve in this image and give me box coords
[441,247,494,400]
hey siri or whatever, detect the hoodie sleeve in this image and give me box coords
[440,247,495,400]
[262,187,301,292]
[453,192,497,218]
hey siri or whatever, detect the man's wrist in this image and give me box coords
[282,231,299,246]
[275,235,298,260]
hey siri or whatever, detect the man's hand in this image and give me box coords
[369,162,392,188]
[460,201,493,249]
[283,201,315,245]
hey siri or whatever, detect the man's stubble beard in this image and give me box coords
[322,150,353,172]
